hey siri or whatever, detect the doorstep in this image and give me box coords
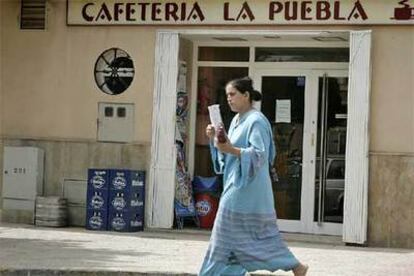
[145,227,344,246]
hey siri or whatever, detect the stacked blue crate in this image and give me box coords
[86,169,110,230]
[108,170,145,232]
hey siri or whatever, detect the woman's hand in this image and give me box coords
[206,124,240,156]
[215,139,231,153]
[215,138,241,157]
[206,124,215,140]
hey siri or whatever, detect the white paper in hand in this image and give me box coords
[208,104,223,128]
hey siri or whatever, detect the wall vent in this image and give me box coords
[20,0,46,30]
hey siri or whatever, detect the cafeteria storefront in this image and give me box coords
[150,29,370,241]
[0,0,413,248]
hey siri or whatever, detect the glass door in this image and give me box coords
[254,69,348,235]
[254,70,309,232]
[311,72,348,235]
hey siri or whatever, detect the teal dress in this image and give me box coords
[199,109,299,276]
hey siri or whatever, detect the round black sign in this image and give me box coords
[94,48,134,95]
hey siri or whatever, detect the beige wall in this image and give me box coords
[369,155,414,248]
[370,26,414,154]
[367,26,414,248]
[1,0,155,144]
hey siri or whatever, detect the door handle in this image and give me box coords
[311,133,315,146]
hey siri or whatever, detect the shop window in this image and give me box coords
[198,47,249,62]
[20,0,46,30]
[255,47,349,62]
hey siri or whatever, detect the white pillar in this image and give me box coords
[147,32,179,228]
[343,30,372,244]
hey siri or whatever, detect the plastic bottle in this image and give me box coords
[216,123,227,143]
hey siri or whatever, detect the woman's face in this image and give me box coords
[225,84,250,113]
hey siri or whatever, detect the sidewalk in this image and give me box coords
[0,223,413,276]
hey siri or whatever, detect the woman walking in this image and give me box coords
[199,77,308,276]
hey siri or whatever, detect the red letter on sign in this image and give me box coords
[224,2,234,21]
[333,1,345,20]
[125,3,136,21]
[166,3,179,21]
[236,2,255,21]
[82,3,94,22]
[114,3,123,21]
[187,2,205,21]
[285,2,298,21]
[347,0,368,20]
[137,3,149,20]
[95,3,112,21]
[316,1,331,20]
[152,3,162,21]
[301,1,312,20]
[269,2,283,20]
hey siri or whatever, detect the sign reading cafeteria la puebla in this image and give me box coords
[67,0,414,25]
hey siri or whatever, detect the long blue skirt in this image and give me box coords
[199,207,299,276]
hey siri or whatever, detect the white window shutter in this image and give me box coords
[343,30,372,244]
[147,32,179,228]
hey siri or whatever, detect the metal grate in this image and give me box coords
[20,0,46,30]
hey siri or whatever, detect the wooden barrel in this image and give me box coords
[35,196,68,227]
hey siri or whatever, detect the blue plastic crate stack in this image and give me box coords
[86,169,110,231]
[86,169,145,232]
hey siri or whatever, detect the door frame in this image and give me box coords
[149,29,371,245]
[308,69,349,235]
[252,68,348,235]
